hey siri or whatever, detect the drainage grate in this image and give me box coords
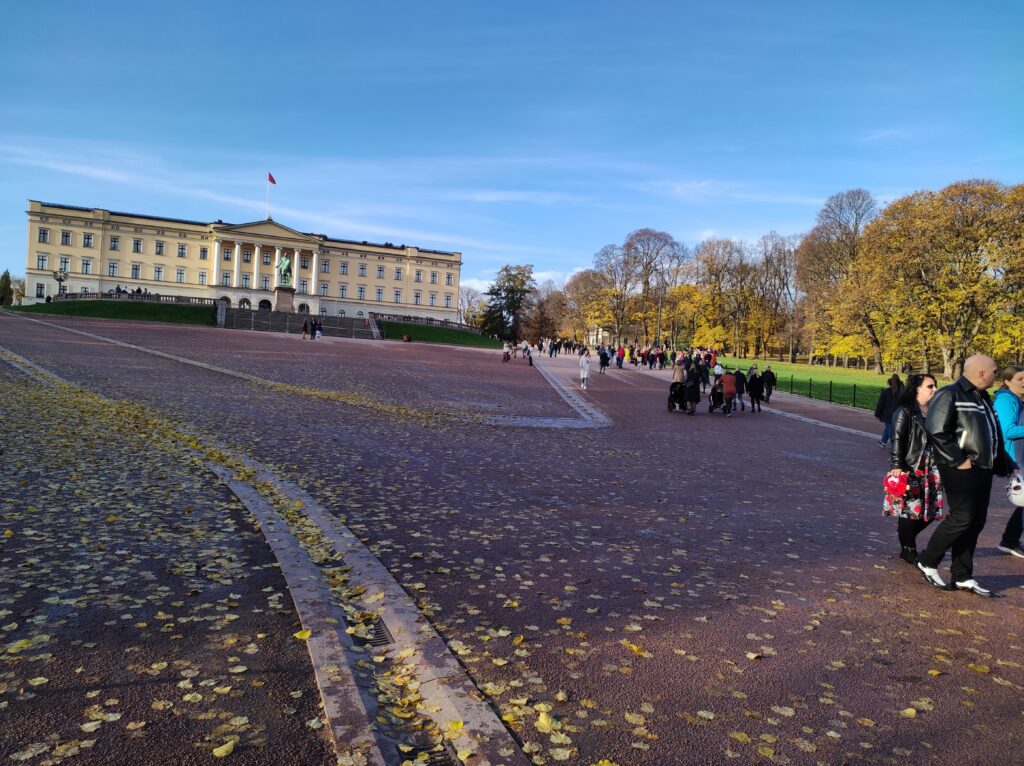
[352,616,394,647]
[396,744,458,766]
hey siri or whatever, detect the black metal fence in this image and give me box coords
[370,312,480,334]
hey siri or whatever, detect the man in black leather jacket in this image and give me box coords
[917,355,1018,596]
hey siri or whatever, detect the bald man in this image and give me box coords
[918,355,1017,596]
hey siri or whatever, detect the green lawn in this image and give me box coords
[379,321,502,349]
[716,355,936,411]
[8,300,216,325]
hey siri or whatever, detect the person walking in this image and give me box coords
[598,347,610,374]
[684,360,701,415]
[885,374,942,565]
[874,374,904,448]
[579,348,592,390]
[917,356,1017,596]
[762,366,777,404]
[747,368,764,412]
[734,367,748,411]
[301,318,309,340]
[721,368,737,417]
[994,365,1024,558]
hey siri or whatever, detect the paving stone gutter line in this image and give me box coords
[0,342,530,766]
[2,311,609,431]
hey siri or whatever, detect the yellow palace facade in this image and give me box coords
[23,201,462,319]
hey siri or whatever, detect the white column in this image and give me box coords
[312,250,320,311]
[253,244,261,288]
[232,241,242,287]
[273,246,282,289]
[213,240,222,292]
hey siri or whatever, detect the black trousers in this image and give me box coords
[898,517,931,548]
[1001,507,1023,548]
[918,465,993,583]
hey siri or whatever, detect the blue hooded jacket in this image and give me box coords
[993,388,1024,467]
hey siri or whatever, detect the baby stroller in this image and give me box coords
[708,381,724,412]
[667,382,686,412]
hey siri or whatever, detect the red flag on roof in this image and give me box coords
[268,172,276,184]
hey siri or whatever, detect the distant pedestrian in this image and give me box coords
[734,367,748,412]
[993,365,1024,559]
[885,374,942,565]
[917,356,1017,596]
[874,374,904,448]
[598,347,609,374]
[762,366,777,403]
[579,348,592,390]
[301,319,309,340]
[747,369,764,412]
[721,368,737,417]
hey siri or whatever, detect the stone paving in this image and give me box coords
[3,312,1024,766]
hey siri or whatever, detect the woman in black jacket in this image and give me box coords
[885,374,942,564]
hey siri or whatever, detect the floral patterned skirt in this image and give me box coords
[883,447,944,521]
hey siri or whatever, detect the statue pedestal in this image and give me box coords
[274,286,296,313]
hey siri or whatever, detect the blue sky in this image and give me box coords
[1,1,1020,291]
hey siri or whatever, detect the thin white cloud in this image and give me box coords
[860,128,912,144]
[440,189,584,205]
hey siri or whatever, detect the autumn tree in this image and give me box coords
[593,244,638,342]
[622,228,682,342]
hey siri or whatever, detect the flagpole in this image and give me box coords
[265,179,269,220]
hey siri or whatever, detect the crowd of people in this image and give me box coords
[878,357,1024,596]
[517,339,1024,597]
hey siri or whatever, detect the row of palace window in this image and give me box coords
[38,228,210,259]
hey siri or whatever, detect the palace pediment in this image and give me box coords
[214,219,320,243]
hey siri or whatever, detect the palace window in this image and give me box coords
[357,286,366,300]
[446,273,453,286]
[413,292,421,305]
[178,244,187,258]
[131,264,141,279]
[156,241,166,256]
[375,288,383,301]
[242,274,251,288]
[394,267,402,280]
[300,256,309,270]
[339,284,348,298]
[445,294,452,308]
[153,266,163,281]
[223,248,232,261]
[429,293,436,306]
[393,289,401,303]
[260,276,270,290]
[109,236,120,251]
[176,268,186,284]
[83,234,93,248]
[59,256,70,271]
[38,228,49,244]
[414,270,422,282]
[299,279,309,294]
[36,254,48,269]
[243,250,252,263]
[133,239,143,253]
[81,259,92,275]
[61,231,72,246]
[36,283,45,298]
[320,282,328,296]
[376,266,385,279]
[199,272,208,286]
[262,252,272,265]
[221,272,231,287]
[430,272,438,284]
[358,264,367,277]
[108,261,118,277]
[320,261,330,273]
[199,247,209,260]
[340,262,349,275]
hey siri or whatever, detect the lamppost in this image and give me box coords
[52,269,68,299]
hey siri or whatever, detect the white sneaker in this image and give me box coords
[954,579,992,597]
[917,562,946,589]
[997,545,1024,558]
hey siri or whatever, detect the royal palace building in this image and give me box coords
[23,200,462,319]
